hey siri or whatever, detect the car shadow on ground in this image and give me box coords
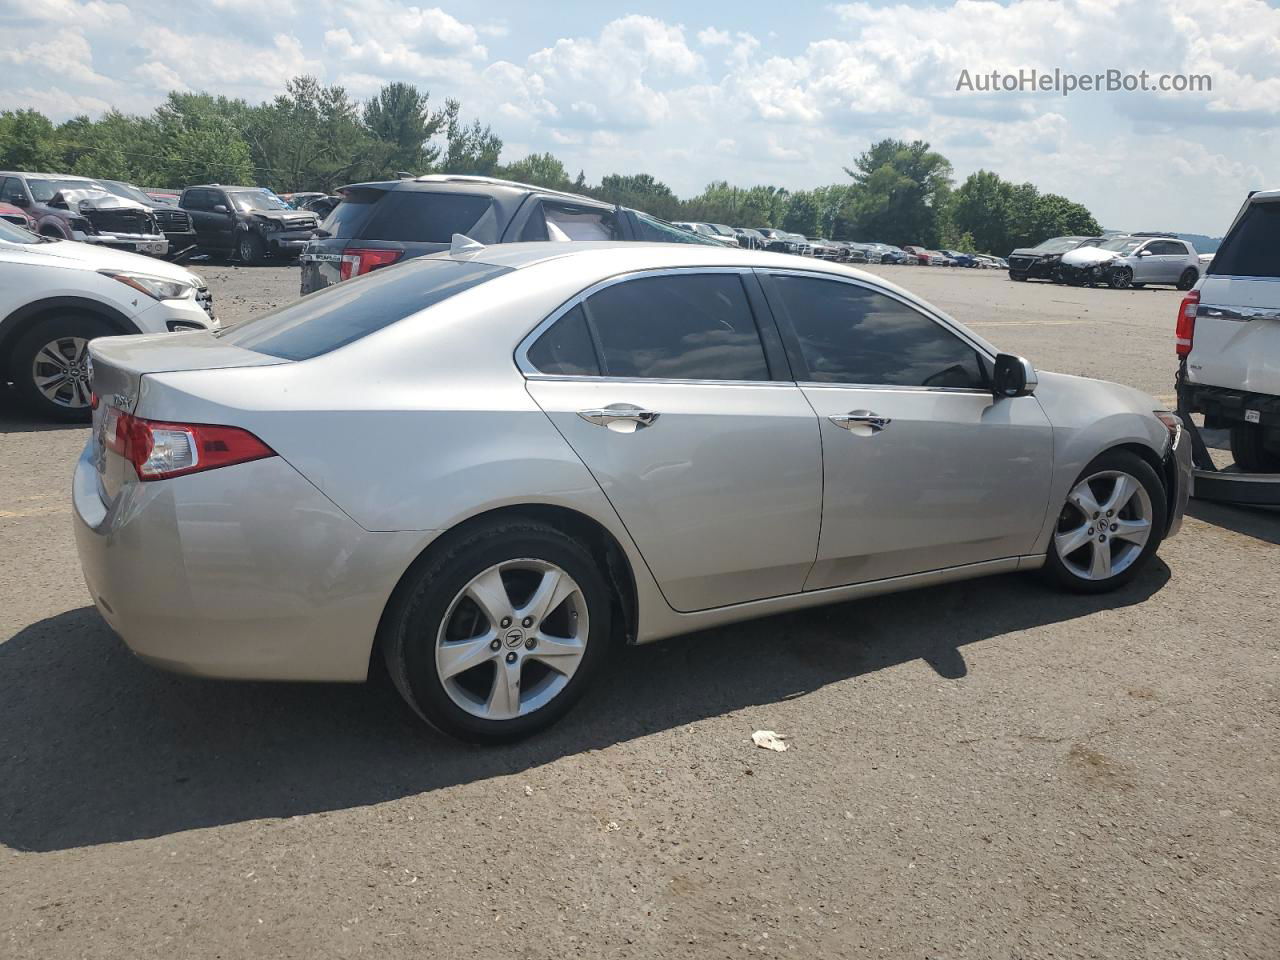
[0,563,1168,852]
[1187,500,1280,546]
[0,390,88,435]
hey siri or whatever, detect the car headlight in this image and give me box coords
[100,270,197,301]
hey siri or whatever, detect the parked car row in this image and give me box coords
[1008,233,1201,290]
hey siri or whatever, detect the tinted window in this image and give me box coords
[1,177,24,204]
[218,259,512,360]
[584,273,769,381]
[182,189,216,211]
[771,276,987,389]
[322,191,379,237]
[360,192,493,242]
[1147,240,1184,255]
[1210,202,1280,278]
[526,305,600,376]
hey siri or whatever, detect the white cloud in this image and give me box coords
[3,0,1278,233]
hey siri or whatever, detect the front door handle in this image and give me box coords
[829,410,891,434]
[577,403,660,433]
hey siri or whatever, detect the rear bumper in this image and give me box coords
[1179,381,1280,431]
[71,445,427,682]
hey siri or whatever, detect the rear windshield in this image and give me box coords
[360,191,493,242]
[216,258,512,360]
[1210,201,1280,278]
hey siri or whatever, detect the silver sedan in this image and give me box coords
[73,242,1192,742]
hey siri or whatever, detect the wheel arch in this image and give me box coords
[0,296,140,369]
[1112,440,1178,536]
[371,502,640,674]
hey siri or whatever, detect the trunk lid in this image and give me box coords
[88,331,286,499]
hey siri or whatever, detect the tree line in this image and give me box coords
[0,76,1100,254]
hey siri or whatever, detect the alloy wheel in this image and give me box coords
[435,558,589,720]
[1110,269,1132,289]
[1054,470,1152,581]
[31,336,92,409]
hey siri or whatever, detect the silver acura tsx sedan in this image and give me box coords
[73,242,1192,742]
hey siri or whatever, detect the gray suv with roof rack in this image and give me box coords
[299,175,723,294]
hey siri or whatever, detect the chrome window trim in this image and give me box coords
[514,265,787,383]
[797,382,994,396]
[1196,304,1280,323]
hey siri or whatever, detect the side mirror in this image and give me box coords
[10,194,29,207]
[1137,249,1152,257]
[212,204,229,214]
[992,353,1037,398]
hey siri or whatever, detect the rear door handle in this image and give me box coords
[577,403,660,432]
[829,410,891,433]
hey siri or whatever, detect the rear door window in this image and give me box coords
[1210,202,1280,278]
[360,192,494,243]
[218,258,512,360]
[583,273,770,381]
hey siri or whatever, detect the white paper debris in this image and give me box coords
[751,730,788,752]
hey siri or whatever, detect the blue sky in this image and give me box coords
[3,0,1278,234]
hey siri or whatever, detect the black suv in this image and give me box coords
[299,175,721,294]
[179,185,319,264]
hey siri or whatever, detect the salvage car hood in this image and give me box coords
[53,189,149,215]
[1009,246,1055,259]
[1060,246,1119,268]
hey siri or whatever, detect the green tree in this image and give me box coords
[246,77,374,191]
[153,92,254,186]
[781,190,819,235]
[441,99,503,176]
[843,138,953,245]
[0,109,63,171]
[950,170,1013,253]
[501,152,572,190]
[592,173,680,219]
[361,82,443,176]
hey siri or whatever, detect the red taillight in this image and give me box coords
[339,247,402,281]
[1175,289,1199,357]
[104,410,275,481]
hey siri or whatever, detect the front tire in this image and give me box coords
[381,518,613,743]
[237,232,265,265]
[9,312,112,422]
[1044,449,1166,593]
[1009,271,1027,281]
[1229,424,1280,473]
[1109,268,1133,289]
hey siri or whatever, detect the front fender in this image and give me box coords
[1031,371,1170,553]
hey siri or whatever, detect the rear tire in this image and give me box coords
[10,312,112,422]
[380,518,614,743]
[1177,268,1198,291]
[237,232,265,265]
[1229,424,1280,473]
[1043,449,1166,594]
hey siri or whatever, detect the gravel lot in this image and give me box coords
[1,263,1276,960]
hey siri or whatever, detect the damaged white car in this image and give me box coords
[1057,234,1201,290]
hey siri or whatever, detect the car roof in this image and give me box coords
[0,171,97,180]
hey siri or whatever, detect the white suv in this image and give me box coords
[0,220,216,421]
[1177,189,1280,471]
